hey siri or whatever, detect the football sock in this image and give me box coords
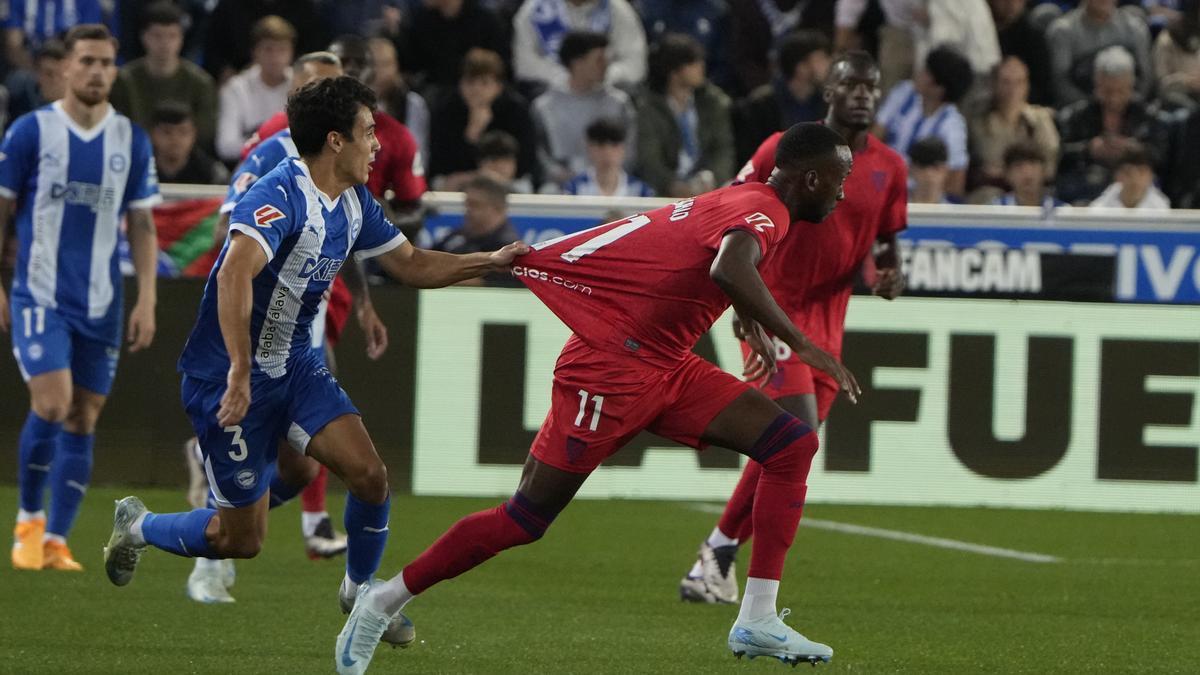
[17,412,61,513]
[267,465,304,508]
[46,432,93,538]
[375,571,413,616]
[707,525,738,548]
[719,461,762,543]
[344,492,390,584]
[745,413,818,581]
[141,509,217,558]
[738,577,781,622]
[302,511,327,538]
[300,465,329,511]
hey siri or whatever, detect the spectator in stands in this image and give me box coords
[730,0,833,96]
[563,117,654,196]
[512,0,647,93]
[478,130,536,193]
[877,45,974,198]
[3,0,101,70]
[992,141,1063,207]
[368,37,430,162]
[428,48,538,188]
[112,2,218,152]
[834,0,926,95]
[532,31,637,188]
[433,174,523,287]
[237,51,343,159]
[635,0,731,89]
[4,39,64,123]
[150,102,230,185]
[317,0,405,39]
[908,136,959,204]
[204,0,327,82]
[1056,45,1170,204]
[1090,142,1172,209]
[1047,0,1153,106]
[989,0,1054,104]
[919,0,1002,79]
[399,0,509,92]
[968,56,1059,191]
[1153,8,1200,107]
[215,16,296,163]
[734,30,831,166]
[1166,104,1200,207]
[635,33,734,197]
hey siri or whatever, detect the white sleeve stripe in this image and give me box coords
[228,223,275,262]
[128,194,164,209]
[354,233,407,260]
[0,185,18,199]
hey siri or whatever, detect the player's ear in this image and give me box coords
[327,130,342,154]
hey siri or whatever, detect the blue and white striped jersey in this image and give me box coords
[178,157,407,381]
[221,130,297,214]
[876,80,969,171]
[0,102,160,338]
[562,169,655,198]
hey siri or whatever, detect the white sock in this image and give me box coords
[374,572,414,616]
[302,511,327,538]
[43,533,65,545]
[130,512,148,545]
[737,577,780,623]
[706,526,738,548]
[194,558,221,573]
[17,509,45,523]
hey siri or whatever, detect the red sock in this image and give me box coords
[745,415,819,580]
[301,464,328,513]
[717,461,761,543]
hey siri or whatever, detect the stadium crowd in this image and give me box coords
[0,0,1197,211]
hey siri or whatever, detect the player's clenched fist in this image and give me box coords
[217,366,252,427]
[873,268,905,300]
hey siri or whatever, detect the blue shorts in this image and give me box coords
[9,297,120,395]
[181,351,359,509]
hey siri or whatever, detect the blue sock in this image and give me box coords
[267,464,304,508]
[47,432,93,538]
[344,492,390,584]
[17,412,61,513]
[141,509,216,558]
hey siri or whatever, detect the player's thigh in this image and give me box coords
[774,395,819,430]
[68,329,120,399]
[700,387,800,456]
[11,300,73,418]
[514,453,589,516]
[305,414,384,487]
[284,356,377,477]
[649,355,766,452]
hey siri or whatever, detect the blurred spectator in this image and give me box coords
[215,16,295,163]
[968,56,1059,190]
[1144,0,1186,33]
[834,0,926,95]
[4,39,64,123]
[1090,142,1171,208]
[428,48,537,188]
[989,0,1054,104]
[4,0,101,69]
[734,30,830,166]
[876,45,973,198]
[317,0,405,39]
[992,141,1063,207]
[908,136,959,204]
[112,2,217,152]
[512,0,647,92]
[635,0,731,89]
[1047,0,1153,106]
[729,0,833,95]
[204,0,327,82]
[150,102,230,185]
[531,31,636,187]
[398,0,509,92]
[368,37,430,161]
[478,130,536,192]
[1166,104,1200,207]
[918,0,1002,79]
[563,117,654,196]
[1056,45,1170,203]
[433,174,523,287]
[635,33,734,197]
[1153,8,1200,106]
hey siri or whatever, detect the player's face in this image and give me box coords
[825,62,881,130]
[787,147,852,223]
[336,105,380,185]
[65,39,117,106]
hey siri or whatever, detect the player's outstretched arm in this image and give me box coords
[872,233,905,300]
[0,197,11,333]
[215,233,269,427]
[373,240,531,289]
[125,209,158,352]
[711,231,861,402]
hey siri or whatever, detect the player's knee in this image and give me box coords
[31,399,70,424]
[63,406,100,435]
[751,413,818,474]
[346,458,389,505]
[218,534,264,559]
[501,491,562,543]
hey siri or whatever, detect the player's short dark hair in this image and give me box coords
[251,15,297,47]
[826,50,878,86]
[286,76,377,157]
[778,30,830,80]
[141,1,184,30]
[647,33,703,93]
[585,117,626,145]
[150,101,193,127]
[1002,141,1046,168]
[464,173,509,205]
[1116,141,1153,169]
[64,24,119,54]
[559,31,608,68]
[925,45,974,104]
[462,48,505,81]
[35,39,66,62]
[477,130,519,161]
[909,136,949,167]
[774,122,847,172]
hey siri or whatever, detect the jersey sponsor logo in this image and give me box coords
[50,181,116,212]
[253,204,285,228]
[235,469,257,489]
[276,184,289,201]
[745,212,775,233]
[299,256,345,282]
[511,264,593,295]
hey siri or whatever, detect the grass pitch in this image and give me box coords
[1,486,1197,674]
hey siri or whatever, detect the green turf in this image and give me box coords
[0,487,1197,674]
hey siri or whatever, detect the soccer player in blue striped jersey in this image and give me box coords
[1,24,160,572]
[103,76,528,642]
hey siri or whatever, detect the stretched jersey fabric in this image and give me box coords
[0,102,161,338]
[178,158,407,381]
[222,129,297,214]
[515,182,791,369]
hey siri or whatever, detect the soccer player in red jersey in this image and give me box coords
[679,51,908,605]
[335,123,860,673]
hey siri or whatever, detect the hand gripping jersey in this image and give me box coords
[515,182,792,370]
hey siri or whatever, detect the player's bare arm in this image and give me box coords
[0,196,11,333]
[373,239,530,288]
[339,256,388,360]
[125,208,158,352]
[711,230,861,402]
[215,232,269,427]
[872,232,905,300]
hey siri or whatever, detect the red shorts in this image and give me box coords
[530,336,751,474]
[324,276,353,347]
[740,339,840,422]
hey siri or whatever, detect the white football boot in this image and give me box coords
[339,578,415,647]
[335,582,395,675]
[187,559,235,603]
[728,608,833,665]
[103,496,148,586]
[679,541,739,604]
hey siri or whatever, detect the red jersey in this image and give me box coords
[516,182,792,369]
[242,110,427,203]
